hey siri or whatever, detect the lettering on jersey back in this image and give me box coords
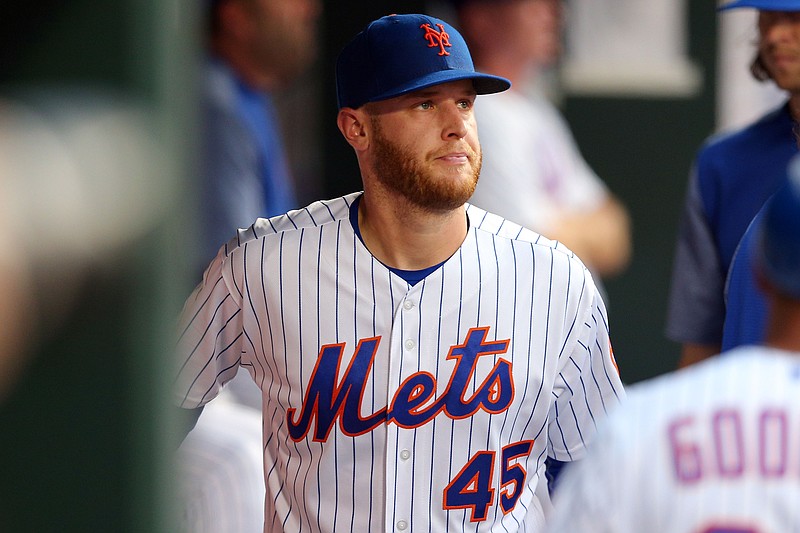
[286,327,513,442]
[668,407,796,483]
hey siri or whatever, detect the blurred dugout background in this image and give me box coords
[0,0,782,530]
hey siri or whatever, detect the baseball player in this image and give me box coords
[546,158,800,532]
[175,13,624,532]
[666,0,800,368]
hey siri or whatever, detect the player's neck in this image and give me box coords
[789,94,800,124]
[763,298,800,352]
[357,193,468,271]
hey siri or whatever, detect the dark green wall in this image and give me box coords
[562,3,718,383]
[0,1,195,531]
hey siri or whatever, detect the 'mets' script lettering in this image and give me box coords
[286,327,513,442]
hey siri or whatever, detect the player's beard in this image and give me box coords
[370,118,481,212]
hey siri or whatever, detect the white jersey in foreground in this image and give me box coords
[547,346,800,533]
[175,192,624,533]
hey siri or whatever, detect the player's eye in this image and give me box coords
[417,101,434,110]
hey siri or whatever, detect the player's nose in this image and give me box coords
[760,12,797,45]
[440,103,469,140]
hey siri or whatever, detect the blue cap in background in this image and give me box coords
[719,0,800,11]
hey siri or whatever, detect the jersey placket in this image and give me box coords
[385,288,422,532]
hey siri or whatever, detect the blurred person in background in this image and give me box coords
[177,0,321,531]
[199,0,321,272]
[0,93,165,403]
[196,0,321,408]
[0,89,174,531]
[546,156,800,532]
[450,0,632,283]
[666,0,800,368]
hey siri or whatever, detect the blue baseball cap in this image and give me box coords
[335,13,511,110]
[719,0,800,11]
[756,155,800,298]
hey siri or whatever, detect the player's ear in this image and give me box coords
[337,108,369,150]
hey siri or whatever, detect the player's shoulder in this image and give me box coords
[220,193,358,258]
[466,202,600,299]
[625,345,800,411]
[597,348,800,450]
[467,202,579,259]
[712,345,800,388]
[202,58,245,114]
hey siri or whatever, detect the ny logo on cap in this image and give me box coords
[420,23,451,56]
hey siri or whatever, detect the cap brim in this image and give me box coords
[366,70,511,105]
[719,0,800,11]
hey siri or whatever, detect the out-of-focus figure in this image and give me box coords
[197,0,321,271]
[665,0,800,367]
[547,154,800,533]
[176,1,322,531]
[452,0,632,281]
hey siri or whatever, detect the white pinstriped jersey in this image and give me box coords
[175,192,624,533]
[546,346,800,533]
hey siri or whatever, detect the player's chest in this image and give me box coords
[242,286,560,445]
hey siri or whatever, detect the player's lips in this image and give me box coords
[440,153,469,164]
[765,50,799,67]
[435,151,472,165]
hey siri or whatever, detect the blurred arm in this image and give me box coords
[549,195,632,278]
[677,342,719,368]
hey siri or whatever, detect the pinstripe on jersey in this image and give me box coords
[175,192,624,532]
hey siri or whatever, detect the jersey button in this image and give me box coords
[400,449,411,461]
[403,299,414,310]
[404,339,415,351]
[397,520,408,531]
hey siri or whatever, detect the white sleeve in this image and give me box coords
[176,396,265,533]
[175,248,246,409]
[545,406,628,533]
[548,271,625,461]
